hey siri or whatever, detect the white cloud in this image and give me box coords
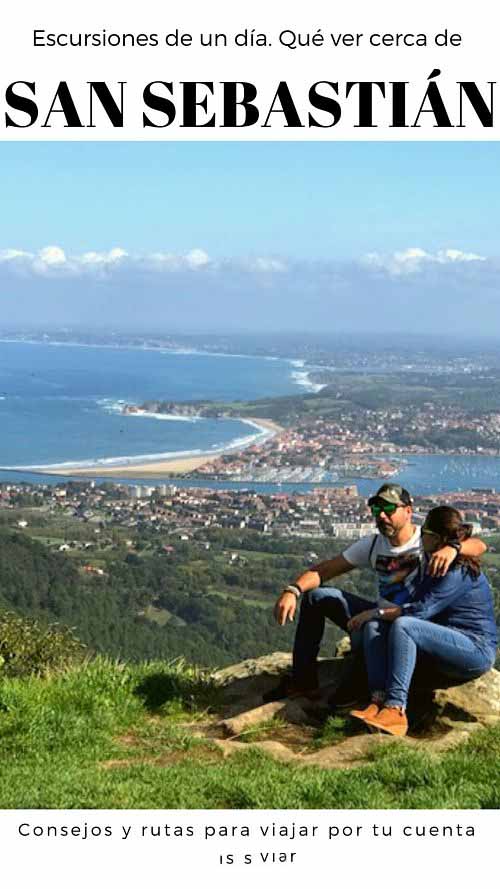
[0,242,491,305]
[29,245,72,277]
[145,249,211,271]
[1,241,500,334]
[81,247,128,265]
[185,248,210,268]
[147,252,179,268]
[38,245,67,266]
[0,244,213,277]
[252,257,287,273]
[362,246,486,276]
[0,249,33,262]
[436,248,485,263]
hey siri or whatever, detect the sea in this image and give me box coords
[1,339,500,496]
[0,340,308,469]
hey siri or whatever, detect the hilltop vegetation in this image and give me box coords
[135,368,500,454]
[139,368,500,422]
[0,528,345,667]
[0,523,499,669]
[0,521,498,808]
[0,651,498,809]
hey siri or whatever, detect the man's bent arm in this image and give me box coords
[428,535,488,577]
[295,554,355,592]
[274,554,354,625]
[462,537,487,558]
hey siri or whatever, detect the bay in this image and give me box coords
[1,340,500,496]
[0,341,302,469]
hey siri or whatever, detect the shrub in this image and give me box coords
[0,610,85,677]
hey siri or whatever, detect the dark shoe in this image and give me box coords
[327,652,369,712]
[327,684,360,711]
[262,675,320,704]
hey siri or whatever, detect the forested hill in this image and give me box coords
[1,526,498,671]
[139,368,500,420]
[0,530,304,667]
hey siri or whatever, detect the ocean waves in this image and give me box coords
[0,342,294,473]
[9,416,275,472]
[12,450,209,472]
[97,399,202,422]
[290,369,325,393]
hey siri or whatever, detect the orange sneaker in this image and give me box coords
[363,706,408,737]
[350,702,381,722]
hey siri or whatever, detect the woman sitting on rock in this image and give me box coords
[348,505,497,737]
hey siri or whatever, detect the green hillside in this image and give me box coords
[0,528,352,667]
[0,529,499,808]
[0,653,498,809]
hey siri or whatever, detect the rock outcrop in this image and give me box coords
[213,648,500,726]
[434,669,500,725]
[220,699,309,737]
[213,651,347,707]
[209,650,500,768]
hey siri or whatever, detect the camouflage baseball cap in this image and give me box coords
[368,483,412,507]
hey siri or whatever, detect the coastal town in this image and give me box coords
[110,395,500,485]
[190,423,402,483]
[3,480,500,549]
[118,403,404,482]
[5,330,500,485]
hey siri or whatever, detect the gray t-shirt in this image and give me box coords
[342,526,423,606]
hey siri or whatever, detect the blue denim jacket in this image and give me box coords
[402,563,498,657]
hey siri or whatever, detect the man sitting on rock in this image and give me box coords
[267,484,487,703]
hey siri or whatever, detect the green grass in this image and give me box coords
[206,585,271,609]
[313,715,353,747]
[0,657,499,809]
[237,716,288,742]
[140,605,176,626]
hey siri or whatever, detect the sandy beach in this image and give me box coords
[53,417,284,479]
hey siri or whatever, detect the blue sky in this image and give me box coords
[2,142,499,257]
[0,142,499,334]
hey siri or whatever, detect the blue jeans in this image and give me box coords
[363,616,495,709]
[293,587,373,684]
